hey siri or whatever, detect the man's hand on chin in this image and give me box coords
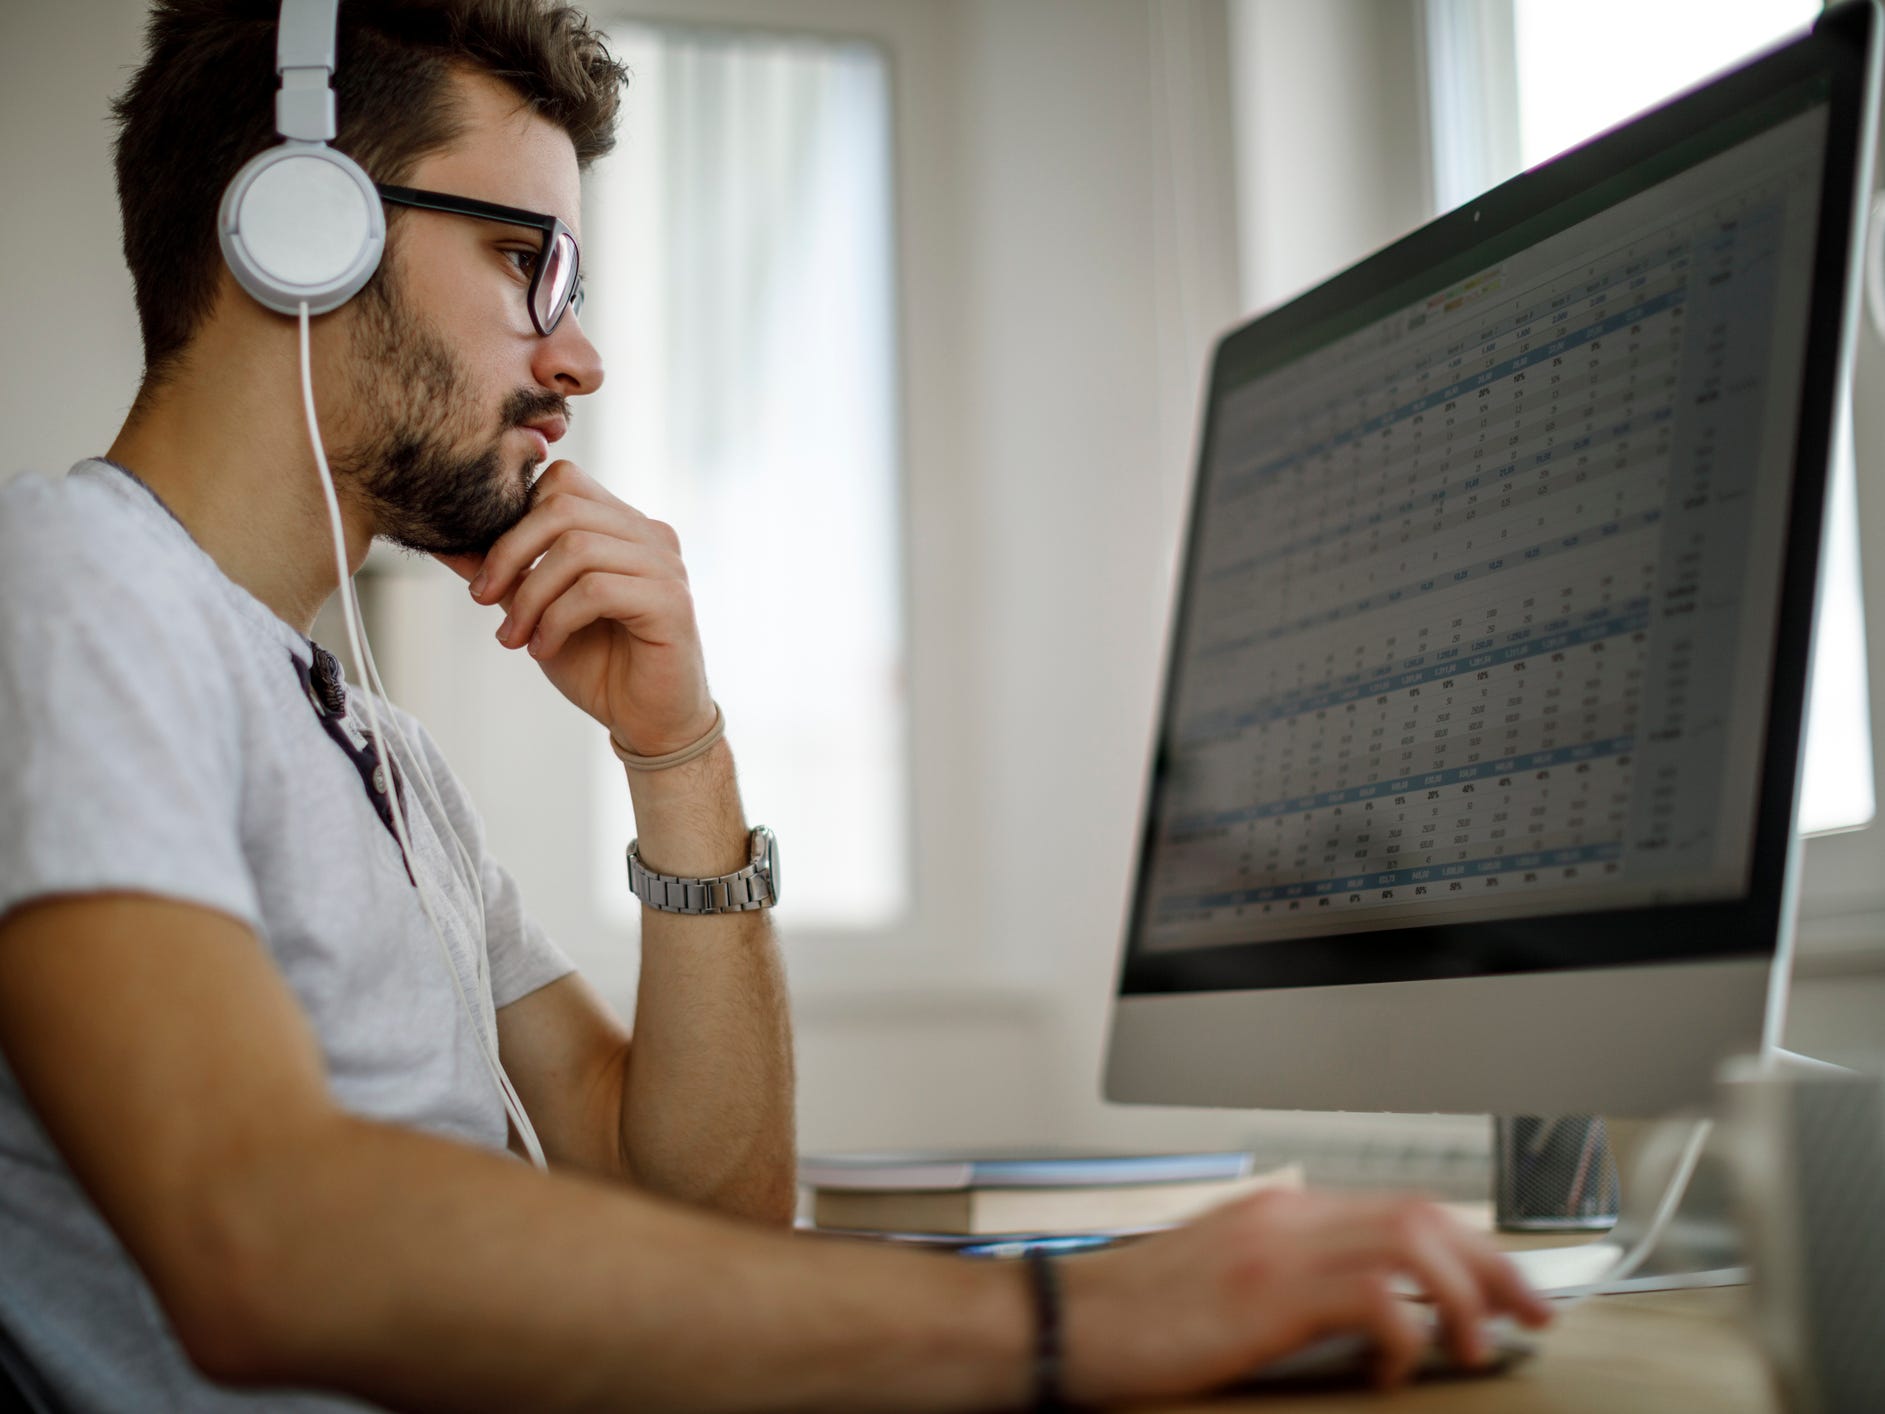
[432,459,717,754]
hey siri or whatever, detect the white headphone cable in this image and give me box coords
[332,467,524,1125]
[333,593,544,1138]
[342,579,490,966]
[299,306,539,1166]
[297,301,547,1171]
[330,452,549,1158]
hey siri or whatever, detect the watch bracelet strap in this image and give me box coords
[627,841,774,914]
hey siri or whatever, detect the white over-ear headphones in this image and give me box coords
[218,0,383,315]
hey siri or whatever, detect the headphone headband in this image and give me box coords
[273,0,341,142]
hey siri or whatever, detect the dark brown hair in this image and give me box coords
[110,0,628,387]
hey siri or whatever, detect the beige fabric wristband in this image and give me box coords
[609,702,726,771]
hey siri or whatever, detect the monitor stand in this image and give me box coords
[1506,1050,1845,1295]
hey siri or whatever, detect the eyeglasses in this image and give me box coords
[375,184,585,336]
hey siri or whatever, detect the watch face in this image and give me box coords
[756,826,779,904]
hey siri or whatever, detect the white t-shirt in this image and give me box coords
[0,459,575,1411]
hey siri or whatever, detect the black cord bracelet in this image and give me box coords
[1023,1250,1068,1411]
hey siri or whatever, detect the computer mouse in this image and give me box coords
[1233,1311,1540,1390]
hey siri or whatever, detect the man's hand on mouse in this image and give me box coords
[434,459,716,756]
[1054,1187,1555,1403]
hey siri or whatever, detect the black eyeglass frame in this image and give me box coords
[376,184,585,335]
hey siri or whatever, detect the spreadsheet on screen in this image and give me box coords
[1143,97,1830,953]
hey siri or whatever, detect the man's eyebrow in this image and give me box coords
[479,210,550,235]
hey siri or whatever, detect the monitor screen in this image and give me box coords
[1123,70,1849,993]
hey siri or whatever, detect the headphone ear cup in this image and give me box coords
[220,142,384,315]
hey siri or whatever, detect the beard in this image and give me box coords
[328,269,568,557]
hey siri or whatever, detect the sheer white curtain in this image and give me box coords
[586,23,908,932]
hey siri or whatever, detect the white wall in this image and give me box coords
[0,1,148,478]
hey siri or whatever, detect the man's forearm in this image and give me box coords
[200,1115,1030,1413]
[618,735,796,1222]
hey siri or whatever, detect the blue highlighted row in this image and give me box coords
[1199,505,1661,662]
[1217,285,1689,505]
[1257,238,1690,438]
[1205,402,1672,587]
[1184,599,1649,745]
[1155,840,1625,914]
[1170,734,1636,837]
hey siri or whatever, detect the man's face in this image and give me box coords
[330,68,605,557]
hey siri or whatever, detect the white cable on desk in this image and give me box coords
[1548,1118,1713,1310]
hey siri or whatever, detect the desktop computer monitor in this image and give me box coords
[1105,3,1882,1121]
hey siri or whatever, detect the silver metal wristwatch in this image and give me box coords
[627,826,780,914]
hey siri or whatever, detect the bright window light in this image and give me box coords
[1512,1,1821,171]
[1510,0,1873,835]
[1799,416,1876,834]
[588,23,910,930]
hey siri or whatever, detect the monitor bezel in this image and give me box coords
[1116,3,1877,999]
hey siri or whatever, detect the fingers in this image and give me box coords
[495,532,684,652]
[470,463,681,611]
[1283,1194,1553,1361]
[530,571,694,660]
[525,458,621,509]
[1364,1283,1430,1390]
[1277,1196,1491,1371]
[431,551,485,584]
[1390,1203,1552,1332]
[1300,1273,1427,1390]
[1458,1239,1554,1328]
[1393,1213,1491,1367]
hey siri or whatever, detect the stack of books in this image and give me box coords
[799,1150,1303,1244]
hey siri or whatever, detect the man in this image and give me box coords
[0,2,1551,1408]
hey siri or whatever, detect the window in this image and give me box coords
[585,23,909,932]
[1424,0,1874,836]
[1510,1,1821,174]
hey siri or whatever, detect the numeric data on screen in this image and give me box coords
[1142,106,1827,952]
